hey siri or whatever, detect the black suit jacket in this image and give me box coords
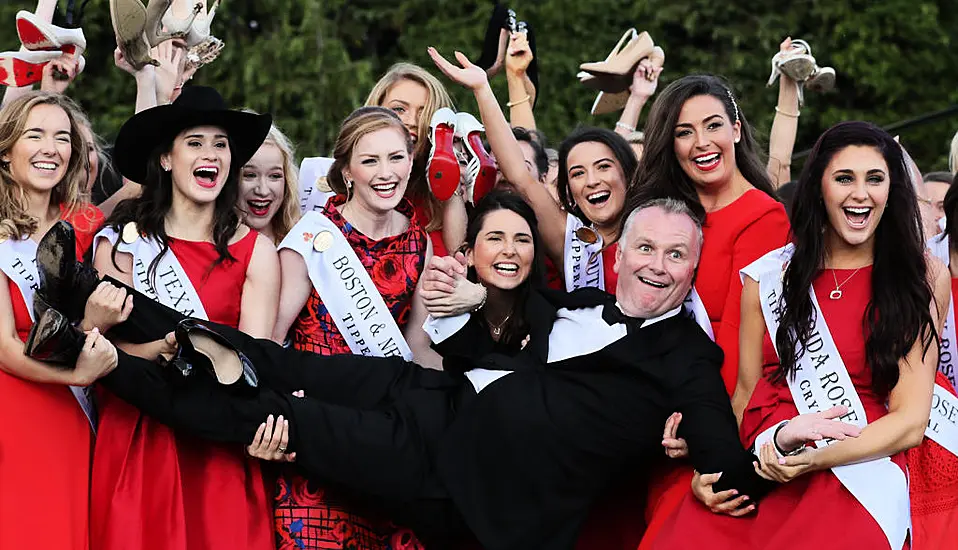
[434,288,774,550]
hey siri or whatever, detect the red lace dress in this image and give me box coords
[276,195,426,550]
[636,189,789,550]
[905,277,958,549]
[0,205,103,550]
[650,268,914,549]
[91,230,275,550]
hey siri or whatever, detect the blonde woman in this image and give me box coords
[238,123,301,243]
[0,91,104,549]
[366,63,467,255]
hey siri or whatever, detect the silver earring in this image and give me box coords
[346,179,353,189]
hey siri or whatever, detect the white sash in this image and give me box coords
[563,214,604,292]
[278,212,413,360]
[298,157,336,214]
[924,234,958,455]
[927,234,957,389]
[94,227,209,320]
[0,237,97,432]
[744,245,910,550]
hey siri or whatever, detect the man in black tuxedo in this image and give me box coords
[78,198,821,549]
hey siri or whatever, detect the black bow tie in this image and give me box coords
[602,303,644,331]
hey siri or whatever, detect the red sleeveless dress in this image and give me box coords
[275,195,426,550]
[91,230,275,550]
[649,268,914,549]
[635,190,789,550]
[0,205,103,550]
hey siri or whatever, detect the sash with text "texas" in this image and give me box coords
[95,226,209,320]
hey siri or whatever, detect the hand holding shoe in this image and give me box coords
[505,32,533,78]
[40,53,81,94]
[428,47,488,92]
[629,58,661,99]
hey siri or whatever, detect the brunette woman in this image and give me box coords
[89,86,280,550]
[653,121,952,550]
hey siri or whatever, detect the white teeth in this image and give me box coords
[194,167,218,179]
[587,191,611,204]
[373,183,398,192]
[33,162,57,170]
[639,276,668,288]
[494,263,519,273]
[845,207,870,214]
[694,153,719,164]
[248,200,271,208]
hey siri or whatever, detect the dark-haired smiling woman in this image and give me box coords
[88,87,280,550]
[628,75,791,549]
[652,121,954,550]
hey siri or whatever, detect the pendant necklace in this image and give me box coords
[829,267,864,300]
[489,312,512,337]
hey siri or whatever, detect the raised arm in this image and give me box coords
[504,32,536,130]
[767,38,801,188]
[428,47,567,267]
[614,56,662,138]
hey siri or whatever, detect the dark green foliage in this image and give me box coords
[3,0,957,171]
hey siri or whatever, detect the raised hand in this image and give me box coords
[40,53,81,94]
[505,31,533,77]
[153,39,187,104]
[427,47,489,91]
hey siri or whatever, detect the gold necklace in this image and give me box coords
[829,267,864,300]
[489,312,512,337]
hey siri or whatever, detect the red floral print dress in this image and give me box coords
[277,194,427,550]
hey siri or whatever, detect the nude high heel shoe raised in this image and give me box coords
[580,31,654,77]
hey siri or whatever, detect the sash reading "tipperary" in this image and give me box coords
[745,245,917,549]
[279,212,413,360]
[94,225,209,321]
[0,236,97,432]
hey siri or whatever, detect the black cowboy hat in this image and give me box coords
[113,86,272,184]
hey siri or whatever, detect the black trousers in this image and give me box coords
[97,279,470,541]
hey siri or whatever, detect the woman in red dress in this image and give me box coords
[366,63,466,256]
[266,107,433,550]
[652,121,951,549]
[621,75,790,547]
[88,87,281,550]
[0,91,104,550]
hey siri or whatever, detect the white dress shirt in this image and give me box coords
[423,303,682,393]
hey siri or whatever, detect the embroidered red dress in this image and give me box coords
[91,230,274,550]
[276,195,426,550]
[650,268,912,550]
[636,189,789,550]
[0,205,102,550]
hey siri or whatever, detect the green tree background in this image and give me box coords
[4,0,958,173]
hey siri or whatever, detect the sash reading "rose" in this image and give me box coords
[278,212,413,360]
[94,226,209,321]
[0,236,97,432]
[743,245,910,550]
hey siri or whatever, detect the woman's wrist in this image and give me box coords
[471,283,488,313]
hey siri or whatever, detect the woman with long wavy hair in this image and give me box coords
[624,75,791,548]
[652,121,952,550]
[236,122,301,244]
[88,86,280,550]
[0,91,104,550]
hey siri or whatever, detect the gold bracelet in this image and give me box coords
[774,106,800,118]
[507,95,531,108]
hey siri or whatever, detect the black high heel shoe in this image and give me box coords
[476,3,512,77]
[25,308,85,366]
[34,220,100,322]
[171,319,259,392]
